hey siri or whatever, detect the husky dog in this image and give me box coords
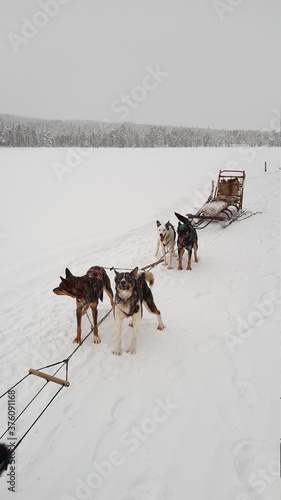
[155,220,176,269]
[53,266,114,344]
[175,212,198,270]
[113,267,165,355]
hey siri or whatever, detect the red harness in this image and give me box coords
[123,306,136,317]
[86,267,103,282]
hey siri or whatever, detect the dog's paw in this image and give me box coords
[167,266,172,270]
[157,325,165,331]
[128,347,136,355]
[93,335,101,344]
[73,337,81,343]
[112,348,122,356]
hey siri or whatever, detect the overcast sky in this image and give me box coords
[0,0,280,130]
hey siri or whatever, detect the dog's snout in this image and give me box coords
[120,279,127,289]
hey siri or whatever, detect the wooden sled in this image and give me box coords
[187,170,246,228]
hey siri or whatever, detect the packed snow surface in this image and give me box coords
[0,147,280,500]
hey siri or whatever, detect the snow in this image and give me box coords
[0,147,280,500]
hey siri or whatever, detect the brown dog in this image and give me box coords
[53,266,114,344]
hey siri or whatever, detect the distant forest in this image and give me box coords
[0,114,280,148]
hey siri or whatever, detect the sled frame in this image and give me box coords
[187,169,246,227]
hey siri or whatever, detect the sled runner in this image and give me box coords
[187,169,246,228]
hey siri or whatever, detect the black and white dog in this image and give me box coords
[155,220,176,269]
[175,212,198,270]
[113,268,165,355]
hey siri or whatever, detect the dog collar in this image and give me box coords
[116,296,137,317]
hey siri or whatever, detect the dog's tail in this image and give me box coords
[140,271,154,287]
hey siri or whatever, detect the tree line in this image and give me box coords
[0,114,279,148]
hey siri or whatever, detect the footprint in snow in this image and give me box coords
[233,378,259,407]
[122,475,173,500]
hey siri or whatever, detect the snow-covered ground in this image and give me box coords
[0,147,280,500]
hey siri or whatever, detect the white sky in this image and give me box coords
[0,0,280,129]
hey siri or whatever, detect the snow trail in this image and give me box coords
[0,148,280,499]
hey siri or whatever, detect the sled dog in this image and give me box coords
[175,212,198,270]
[113,267,165,355]
[53,266,114,343]
[155,220,176,269]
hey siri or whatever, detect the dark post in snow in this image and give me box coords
[264,161,267,173]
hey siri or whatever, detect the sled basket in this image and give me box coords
[187,169,246,228]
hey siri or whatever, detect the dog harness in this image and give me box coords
[86,267,103,282]
[74,267,104,304]
[121,304,138,317]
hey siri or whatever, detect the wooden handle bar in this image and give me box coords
[141,256,164,271]
[29,369,70,387]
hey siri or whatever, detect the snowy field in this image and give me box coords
[0,147,280,500]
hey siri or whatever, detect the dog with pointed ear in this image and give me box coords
[155,220,176,269]
[53,266,114,344]
[174,212,198,270]
[113,267,165,355]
